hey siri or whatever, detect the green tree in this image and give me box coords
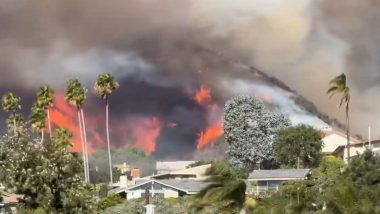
[224,96,290,170]
[2,92,21,136]
[327,73,351,161]
[65,79,89,182]
[36,85,54,136]
[0,128,95,212]
[192,161,247,213]
[275,124,323,168]
[94,73,119,185]
[345,149,380,186]
[313,155,345,190]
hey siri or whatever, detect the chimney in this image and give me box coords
[131,168,141,180]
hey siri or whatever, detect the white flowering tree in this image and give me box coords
[224,96,290,169]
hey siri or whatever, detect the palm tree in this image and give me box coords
[192,161,246,213]
[327,73,351,161]
[36,85,54,137]
[65,79,90,182]
[94,73,119,185]
[2,92,21,136]
[30,103,47,143]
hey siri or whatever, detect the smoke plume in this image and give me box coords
[0,0,378,158]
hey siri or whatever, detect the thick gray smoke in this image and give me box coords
[0,0,378,157]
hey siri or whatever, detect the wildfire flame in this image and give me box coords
[49,92,162,154]
[193,85,213,107]
[193,85,224,149]
[127,117,162,154]
[50,92,93,152]
[197,123,223,150]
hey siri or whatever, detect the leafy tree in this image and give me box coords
[192,161,247,213]
[2,92,22,136]
[313,155,345,190]
[98,194,124,210]
[94,73,119,185]
[36,85,54,136]
[327,73,351,161]
[275,124,323,168]
[345,149,380,186]
[0,127,95,213]
[65,79,89,182]
[224,96,290,169]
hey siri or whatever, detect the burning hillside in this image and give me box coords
[1,0,374,158]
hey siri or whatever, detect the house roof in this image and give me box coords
[151,164,211,179]
[248,169,310,181]
[112,179,213,195]
[156,161,195,172]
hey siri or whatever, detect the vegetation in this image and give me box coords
[65,79,90,182]
[94,73,120,185]
[327,73,351,161]
[275,125,323,168]
[224,96,290,170]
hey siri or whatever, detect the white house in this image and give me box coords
[321,127,362,161]
[248,169,311,196]
[109,179,213,200]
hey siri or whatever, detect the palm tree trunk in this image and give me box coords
[78,108,88,182]
[346,104,350,162]
[47,108,52,137]
[105,97,113,185]
[13,111,16,136]
[80,108,90,182]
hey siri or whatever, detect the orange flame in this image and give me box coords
[193,85,213,107]
[50,92,90,152]
[128,117,162,154]
[197,123,223,150]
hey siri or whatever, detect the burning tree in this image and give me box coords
[224,96,290,170]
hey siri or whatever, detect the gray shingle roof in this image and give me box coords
[158,179,213,193]
[248,169,310,181]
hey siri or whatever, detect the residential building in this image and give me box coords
[247,169,311,196]
[320,127,362,162]
[149,164,211,180]
[109,179,213,200]
[156,161,195,174]
[334,139,380,160]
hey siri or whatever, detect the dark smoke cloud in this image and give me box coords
[0,0,379,157]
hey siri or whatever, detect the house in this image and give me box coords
[149,164,211,180]
[156,161,195,174]
[0,192,22,213]
[334,139,380,160]
[321,127,362,161]
[109,179,213,200]
[247,169,311,196]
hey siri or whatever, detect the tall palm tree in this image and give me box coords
[36,85,54,137]
[94,73,119,185]
[30,103,47,143]
[327,73,351,161]
[65,79,90,182]
[2,92,21,136]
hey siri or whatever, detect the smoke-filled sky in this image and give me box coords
[0,0,379,158]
